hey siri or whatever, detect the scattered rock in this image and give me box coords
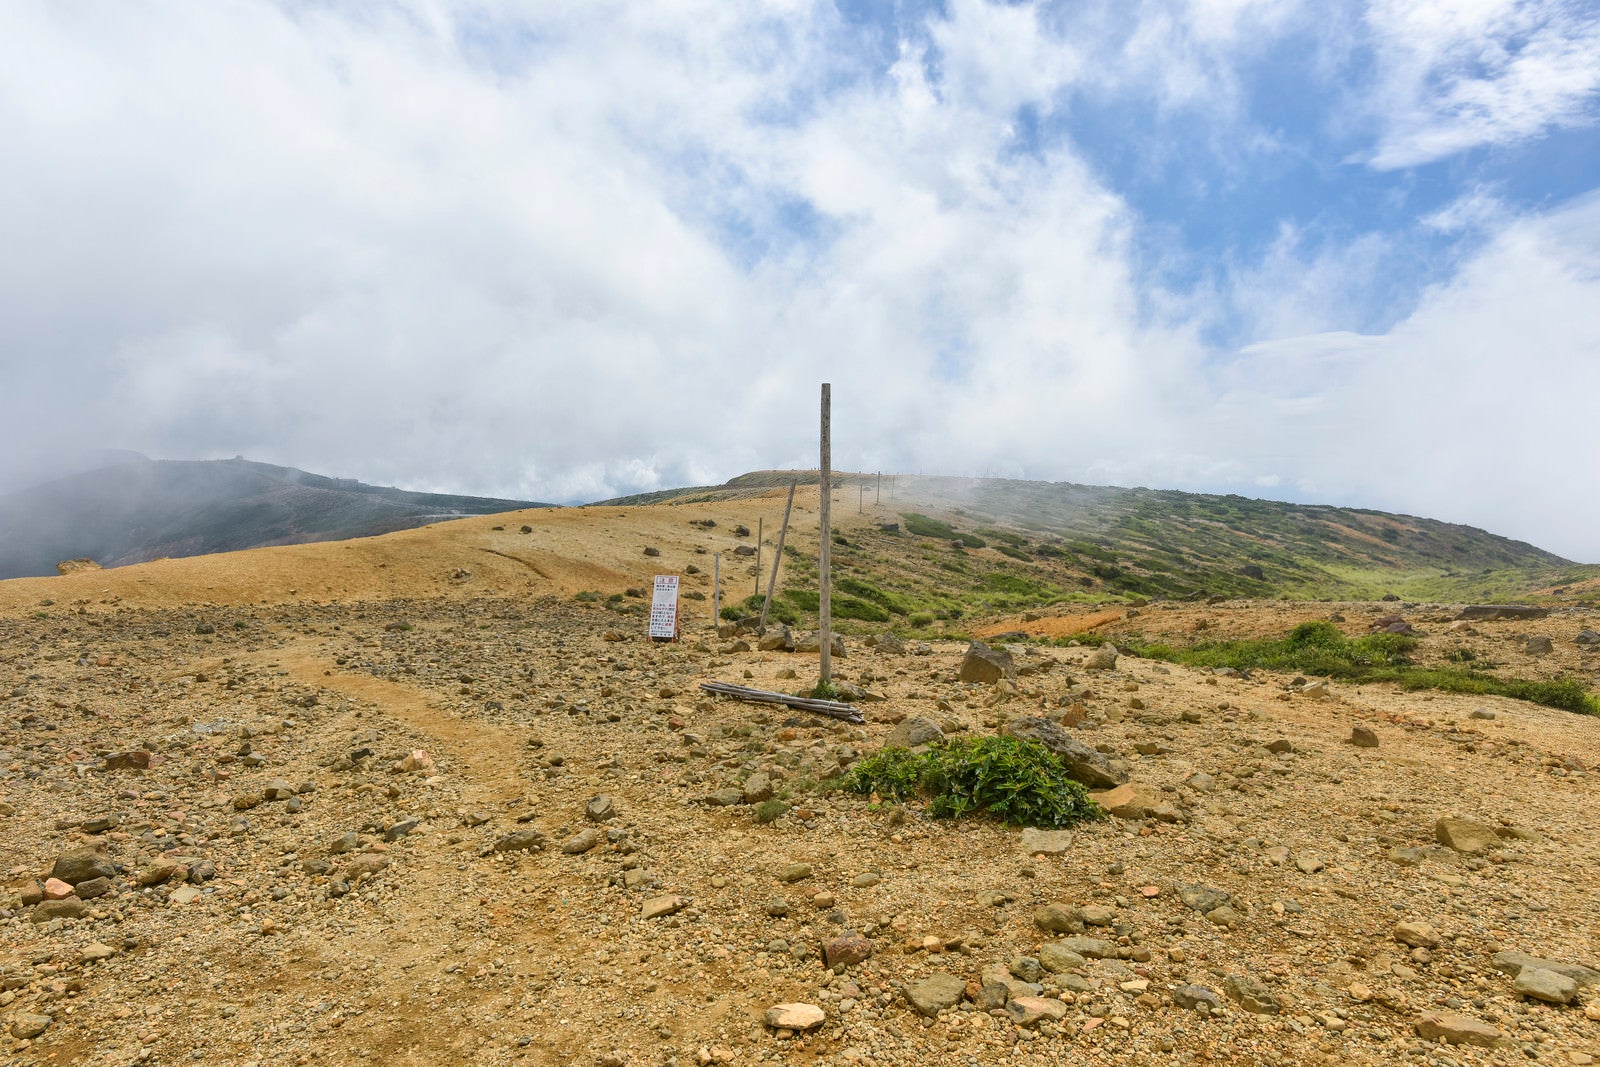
[1174,985,1223,1011]
[1434,816,1501,854]
[1002,717,1127,788]
[9,1013,51,1039]
[1492,951,1600,988]
[822,932,873,968]
[958,642,1014,683]
[585,795,617,822]
[561,828,602,854]
[883,716,944,749]
[1083,645,1118,671]
[493,830,546,853]
[1524,635,1554,655]
[904,973,966,1016]
[640,895,686,919]
[1093,781,1181,822]
[1223,975,1280,1014]
[1018,827,1073,855]
[763,1003,824,1032]
[1513,967,1578,1004]
[1414,1010,1507,1047]
[1004,996,1068,1027]
[51,849,116,886]
[1349,726,1379,748]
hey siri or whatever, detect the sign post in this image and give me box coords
[648,575,680,640]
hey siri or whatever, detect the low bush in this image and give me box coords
[843,736,1103,828]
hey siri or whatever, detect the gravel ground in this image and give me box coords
[4,579,1600,1067]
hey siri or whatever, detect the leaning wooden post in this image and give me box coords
[712,552,721,627]
[759,482,797,629]
[818,384,833,685]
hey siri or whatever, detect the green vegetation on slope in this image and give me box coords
[1104,621,1600,715]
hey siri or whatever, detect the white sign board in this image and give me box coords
[648,575,680,639]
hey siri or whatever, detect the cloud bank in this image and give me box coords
[1,0,1597,558]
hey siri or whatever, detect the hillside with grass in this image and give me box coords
[612,472,1596,630]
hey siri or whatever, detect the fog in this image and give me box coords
[3,1,1597,559]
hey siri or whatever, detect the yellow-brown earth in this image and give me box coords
[3,490,1598,1066]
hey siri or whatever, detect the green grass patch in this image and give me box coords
[903,513,987,548]
[843,736,1103,828]
[1121,621,1600,715]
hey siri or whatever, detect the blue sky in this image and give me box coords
[2,0,1598,557]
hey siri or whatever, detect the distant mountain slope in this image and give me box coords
[596,470,1582,602]
[0,458,551,578]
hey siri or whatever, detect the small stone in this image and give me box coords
[904,973,966,1016]
[75,876,112,900]
[585,795,617,822]
[9,1013,51,1039]
[763,1003,824,1031]
[561,828,603,854]
[823,932,873,968]
[1178,885,1231,914]
[640,895,686,920]
[1513,967,1578,1005]
[169,885,202,905]
[1414,1010,1506,1047]
[383,818,420,842]
[42,877,74,900]
[777,863,812,883]
[1394,921,1439,949]
[492,829,546,853]
[51,848,116,886]
[1174,985,1222,1011]
[1005,996,1068,1027]
[1223,975,1280,1014]
[328,832,363,855]
[1435,817,1500,854]
[81,942,117,962]
[264,779,297,801]
[1033,904,1083,934]
[30,898,88,922]
[1038,942,1087,973]
[1349,726,1379,748]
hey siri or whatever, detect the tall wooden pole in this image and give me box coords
[759,482,797,629]
[754,517,763,598]
[818,384,832,684]
[712,552,721,627]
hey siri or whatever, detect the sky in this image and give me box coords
[2,0,1598,559]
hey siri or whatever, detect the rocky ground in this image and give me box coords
[3,506,1600,1067]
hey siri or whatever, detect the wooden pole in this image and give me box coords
[759,482,797,629]
[876,471,881,505]
[754,517,763,598]
[859,483,864,514]
[819,384,832,685]
[712,552,721,627]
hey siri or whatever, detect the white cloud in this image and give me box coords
[1365,0,1600,168]
[1213,192,1600,558]
[1,0,1598,562]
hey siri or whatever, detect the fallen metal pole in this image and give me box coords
[698,681,864,724]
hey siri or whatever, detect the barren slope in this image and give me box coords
[2,492,1599,1067]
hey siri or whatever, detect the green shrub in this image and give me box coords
[844,737,1103,828]
[903,513,986,548]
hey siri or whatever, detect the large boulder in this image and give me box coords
[1002,717,1127,788]
[959,641,1014,683]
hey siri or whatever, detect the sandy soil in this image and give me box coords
[3,496,1599,1067]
